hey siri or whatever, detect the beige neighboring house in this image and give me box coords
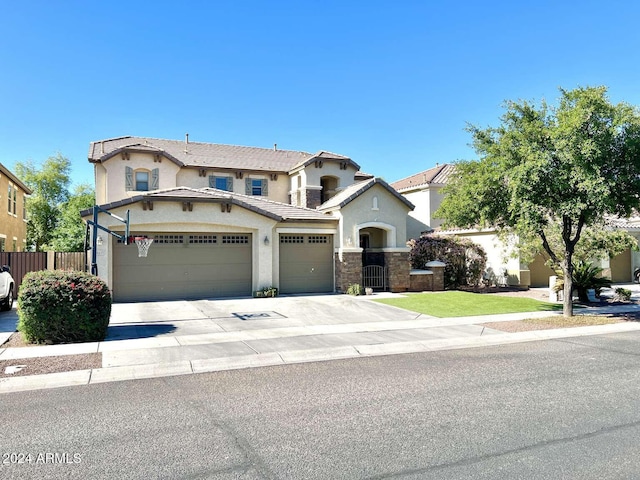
[82,136,416,302]
[392,164,640,287]
[392,164,554,287]
[0,163,31,252]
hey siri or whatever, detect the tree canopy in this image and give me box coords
[436,86,640,316]
[15,154,94,252]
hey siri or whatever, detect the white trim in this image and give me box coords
[0,234,6,238]
[356,221,397,248]
[339,247,364,253]
[380,247,411,253]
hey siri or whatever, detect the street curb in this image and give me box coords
[1,321,639,394]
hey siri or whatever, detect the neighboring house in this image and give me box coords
[82,136,417,301]
[392,165,640,287]
[0,163,31,252]
[393,164,558,287]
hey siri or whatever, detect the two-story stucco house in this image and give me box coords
[83,136,415,302]
[0,163,31,252]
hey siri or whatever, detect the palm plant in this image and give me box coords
[553,261,612,303]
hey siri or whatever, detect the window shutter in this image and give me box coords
[151,168,159,190]
[226,177,233,192]
[261,179,268,196]
[245,178,251,195]
[125,167,133,191]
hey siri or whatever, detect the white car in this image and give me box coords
[0,265,14,311]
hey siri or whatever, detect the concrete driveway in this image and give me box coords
[102,293,506,368]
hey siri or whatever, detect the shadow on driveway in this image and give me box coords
[104,324,177,341]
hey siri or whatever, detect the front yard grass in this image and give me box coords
[374,291,561,317]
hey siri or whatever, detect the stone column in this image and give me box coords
[384,251,410,293]
[425,261,446,291]
[335,251,362,293]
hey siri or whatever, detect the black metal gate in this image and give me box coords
[362,265,388,290]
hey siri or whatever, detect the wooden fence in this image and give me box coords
[0,251,87,299]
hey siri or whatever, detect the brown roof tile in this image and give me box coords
[391,163,455,192]
[88,136,360,174]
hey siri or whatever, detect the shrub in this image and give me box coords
[553,261,612,302]
[407,234,487,289]
[614,287,632,302]
[346,283,364,296]
[18,270,112,344]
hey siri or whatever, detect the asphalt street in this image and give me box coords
[1,331,640,479]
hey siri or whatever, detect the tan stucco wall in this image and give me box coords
[337,184,410,248]
[177,169,291,203]
[290,163,359,206]
[0,173,28,251]
[91,200,337,295]
[403,187,445,240]
[97,152,182,204]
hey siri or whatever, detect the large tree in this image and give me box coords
[15,154,71,251]
[48,183,95,252]
[436,86,640,316]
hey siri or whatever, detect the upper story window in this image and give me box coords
[125,167,159,192]
[23,195,27,220]
[7,184,16,215]
[135,171,149,191]
[209,176,233,191]
[245,178,268,196]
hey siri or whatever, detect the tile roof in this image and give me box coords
[318,177,414,211]
[80,187,335,223]
[390,163,456,192]
[605,215,640,230]
[88,136,359,174]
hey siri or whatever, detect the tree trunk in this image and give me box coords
[562,257,574,317]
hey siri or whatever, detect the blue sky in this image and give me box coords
[2,0,639,188]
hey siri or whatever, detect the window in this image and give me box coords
[135,171,149,191]
[22,195,27,220]
[0,238,4,251]
[7,184,16,215]
[245,178,268,196]
[209,176,233,191]
[222,235,249,244]
[126,167,159,191]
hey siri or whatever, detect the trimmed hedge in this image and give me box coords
[18,270,112,344]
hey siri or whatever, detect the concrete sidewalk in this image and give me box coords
[1,292,640,394]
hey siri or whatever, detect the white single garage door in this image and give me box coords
[113,233,252,302]
[279,234,334,294]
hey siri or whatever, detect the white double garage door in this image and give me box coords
[113,233,334,302]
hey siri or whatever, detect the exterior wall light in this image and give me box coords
[97,236,104,246]
[264,236,269,246]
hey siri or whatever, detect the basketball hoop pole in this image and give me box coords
[86,205,130,275]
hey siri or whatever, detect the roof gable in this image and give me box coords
[391,163,455,192]
[318,178,414,211]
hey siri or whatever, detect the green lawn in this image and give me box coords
[374,291,561,317]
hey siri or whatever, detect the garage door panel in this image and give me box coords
[113,233,251,302]
[279,234,333,294]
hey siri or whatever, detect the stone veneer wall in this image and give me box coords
[384,251,410,293]
[335,251,362,293]
[409,272,433,291]
[306,189,322,209]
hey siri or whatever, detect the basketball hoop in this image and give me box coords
[134,236,154,257]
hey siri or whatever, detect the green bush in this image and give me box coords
[346,283,364,296]
[553,261,612,302]
[407,234,487,289]
[18,270,112,344]
[615,287,632,302]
